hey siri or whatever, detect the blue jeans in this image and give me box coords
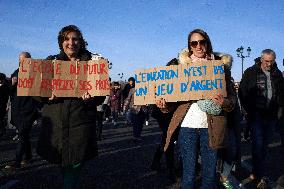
[250,113,277,178]
[126,109,132,123]
[111,110,118,122]
[179,128,217,189]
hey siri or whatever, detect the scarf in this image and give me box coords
[190,53,222,115]
[190,53,215,62]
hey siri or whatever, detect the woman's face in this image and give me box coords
[129,80,134,86]
[189,33,207,58]
[62,31,81,59]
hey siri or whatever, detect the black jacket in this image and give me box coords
[239,59,284,116]
[36,50,105,166]
[122,83,132,100]
[0,78,9,117]
[10,69,39,125]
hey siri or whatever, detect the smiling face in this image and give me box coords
[62,31,81,60]
[189,32,207,58]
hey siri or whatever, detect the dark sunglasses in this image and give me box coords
[190,39,207,48]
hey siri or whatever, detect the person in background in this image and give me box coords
[103,78,112,124]
[109,81,122,126]
[156,29,236,189]
[144,105,150,126]
[277,72,284,153]
[91,53,108,141]
[239,49,284,188]
[4,52,39,171]
[96,95,109,140]
[151,105,177,182]
[150,58,179,182]
[123,78,147,142]
[35,25,105,189]
[0,73,9,137]
[122,77,135,104]
[218,76,242,189]
[123,77,135,126]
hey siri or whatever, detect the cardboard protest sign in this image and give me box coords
[134,60,227,105]
[17,58,110,97]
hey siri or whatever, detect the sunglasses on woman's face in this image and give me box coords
[190,39,207,48]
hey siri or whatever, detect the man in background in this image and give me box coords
[4,52,39,170]
[239,49,284,188]
[0,73,9,137]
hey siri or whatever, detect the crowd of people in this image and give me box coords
[0,25,284,189]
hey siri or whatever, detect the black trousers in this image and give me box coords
[15,119,34,164]
[151,120,175,170]
[0,113,6,136]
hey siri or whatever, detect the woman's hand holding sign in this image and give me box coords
[48,92,56,101]
[48,92,91,101]
[211,93,233,111]
[82,92,91,101]
[155,98,170,113]
[212,93,229,107]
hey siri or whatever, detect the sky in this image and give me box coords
[0,0,283,82]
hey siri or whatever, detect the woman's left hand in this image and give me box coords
[211,93,230,108]
[82,92,91,101]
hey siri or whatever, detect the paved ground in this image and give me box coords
[0,116,283,189]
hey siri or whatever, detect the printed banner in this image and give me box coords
[17,58,110,97]
[134,60,227,105]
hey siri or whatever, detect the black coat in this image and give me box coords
[239,60,284,116]
[36,50,105,166]
[122,83,131,100]
[10,69,39,125]
[0,80,9,118]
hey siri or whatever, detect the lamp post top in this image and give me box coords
[236,46,251,76]
[236,46,251,58]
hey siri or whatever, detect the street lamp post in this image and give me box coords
[108,60,113,70]
[118,73,124,79]
[236,46,251,75]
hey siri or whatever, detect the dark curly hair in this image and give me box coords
[188,29,213,56]
[128,77,135,82]
[57,25,88,52]
[113,81,120,86]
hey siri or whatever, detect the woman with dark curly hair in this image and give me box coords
[36,25,105,189]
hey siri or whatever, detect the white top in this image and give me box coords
[180,102,208,128]
[179,54,212,129]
